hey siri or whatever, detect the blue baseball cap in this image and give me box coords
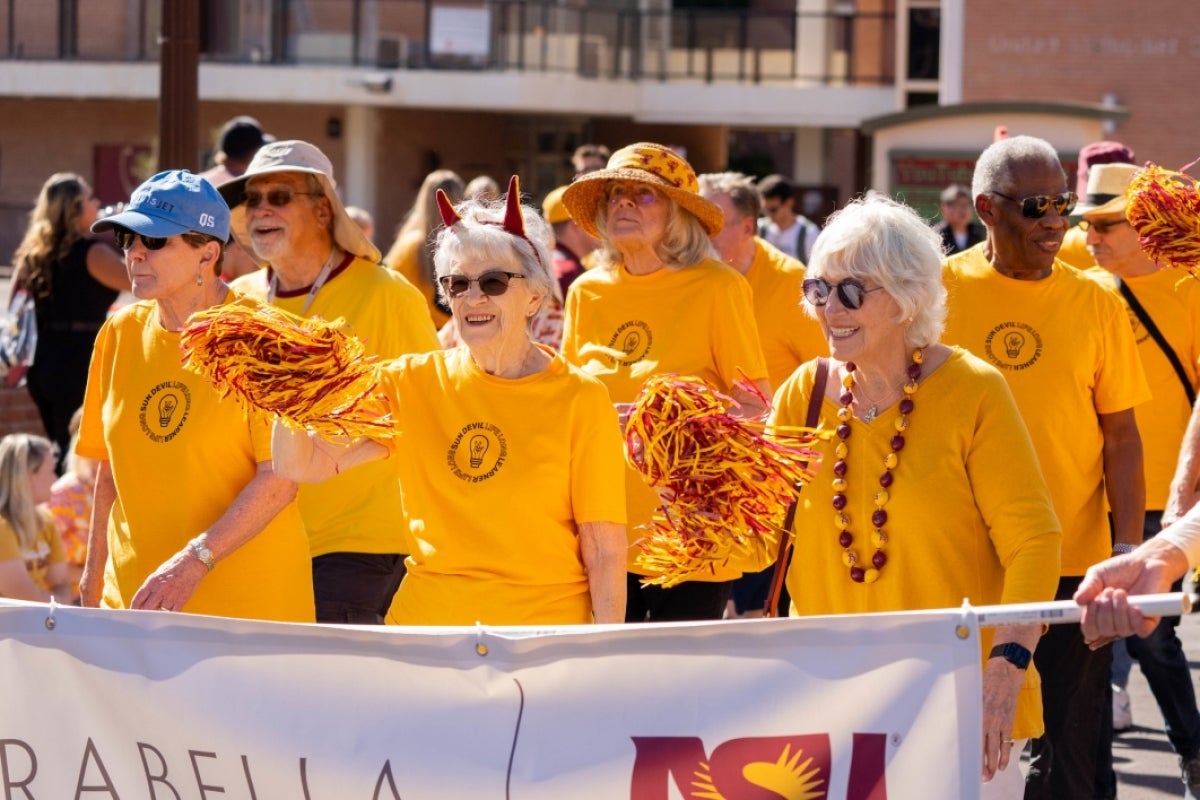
[92,169,231,241]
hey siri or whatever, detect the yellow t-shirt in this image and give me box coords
[233,256,440,557]
[1085,267,1200,509]
[380,347,626,625]
[942,247,1151,575]
[0,513,65,591]
[771,350,1062,740]
[744,238,829,390]
[383,230,450,328]
[1057,224,1095,270]
[76,296,314,621]
[561,258,771,579]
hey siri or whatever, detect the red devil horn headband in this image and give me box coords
[436,188,461,228]
[436,175,543,269]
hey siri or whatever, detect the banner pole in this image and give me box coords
[973,592,1191,627]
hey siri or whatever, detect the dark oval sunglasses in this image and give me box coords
[802,277,884,310]
[990,191,1077,219]
[438,270,526,299]
[113,228,169,251]
[244,188,322,208]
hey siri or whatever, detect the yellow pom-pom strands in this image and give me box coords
[833,349,922,584]
[180,301,395,440]
[625,373,825,587]
[1125,161,1200,276]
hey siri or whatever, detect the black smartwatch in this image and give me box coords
[989,642,1032,670]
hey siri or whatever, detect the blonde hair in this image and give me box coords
[590,191,717,271]
[12,173,89,300]
[0,434,54,550]
[384,170,465,282]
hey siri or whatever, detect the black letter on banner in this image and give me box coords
[240,756,257,800]
[137,743,180,800]
[372,761,402,800]
[0,739,36,799]
[187,751,224,798]
[73,738,118,798]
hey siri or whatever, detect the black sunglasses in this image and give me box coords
[244,188,322,209]
[990,191,1077,219]
[802,277,884,310]
[113,228,169,251]
[438,271,526,298]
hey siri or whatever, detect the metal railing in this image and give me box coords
[0,0,895,86]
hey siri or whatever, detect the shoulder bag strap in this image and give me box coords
[764,357,827,618]
[1116,277,1197,407]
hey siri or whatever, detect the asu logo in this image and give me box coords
[608,320,653,367]
[982,321,1043,371]
[630,734,888,800]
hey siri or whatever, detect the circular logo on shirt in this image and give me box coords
[983,322,1043,371]
[447,422,507,482]
[139,381,192,443]
[607,320,653,367]
[1124,307,1149,345]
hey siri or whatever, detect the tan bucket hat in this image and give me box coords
[1077,163,1139,217]
[217,139,381,263]
[562,142,724,238]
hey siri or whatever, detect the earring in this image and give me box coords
[196,273,204,286]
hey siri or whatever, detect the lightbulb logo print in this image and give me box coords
[608,320,653,367]
[447,421,508,483]
[982,321,1042,371]
[138,381,192,443]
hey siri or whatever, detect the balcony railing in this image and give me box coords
[1,0,895,86]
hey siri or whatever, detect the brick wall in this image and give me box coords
[0,384,46,439]
[963,3,1200,171]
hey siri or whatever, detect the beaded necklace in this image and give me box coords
[832,349,923,583]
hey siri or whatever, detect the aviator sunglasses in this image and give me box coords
[802,277,884,310]
[243,188,323,209]
[438,270,527,298]
[990,191,1077,219]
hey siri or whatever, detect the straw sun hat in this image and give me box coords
[562,142,724,239]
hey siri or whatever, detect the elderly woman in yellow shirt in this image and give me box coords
[77,170,314,621]
[274,178,627,626]
[559,142,772,623]
[771,194,1061,798]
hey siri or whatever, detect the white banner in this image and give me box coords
[0,601,982,799]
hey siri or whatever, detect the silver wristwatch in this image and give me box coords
[189,539,215,571]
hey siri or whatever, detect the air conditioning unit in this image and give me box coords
[377,35,409,68]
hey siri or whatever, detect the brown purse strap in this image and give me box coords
[764,357,827,617]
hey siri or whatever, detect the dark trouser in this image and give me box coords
[729,549,792,616]
[312,552,407,624]
[26,358,89,475]
[1121,511,1200,758]
[1026,575,1113,800]
[625,573,731,622]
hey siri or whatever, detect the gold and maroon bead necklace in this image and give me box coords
[832,349,923,583]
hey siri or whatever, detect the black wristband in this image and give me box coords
[989,642,1031,670]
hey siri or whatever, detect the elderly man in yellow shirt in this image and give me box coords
[942,135,1149,799]
[219,141,440,624]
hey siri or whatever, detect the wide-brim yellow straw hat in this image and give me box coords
[563,142,724,238]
